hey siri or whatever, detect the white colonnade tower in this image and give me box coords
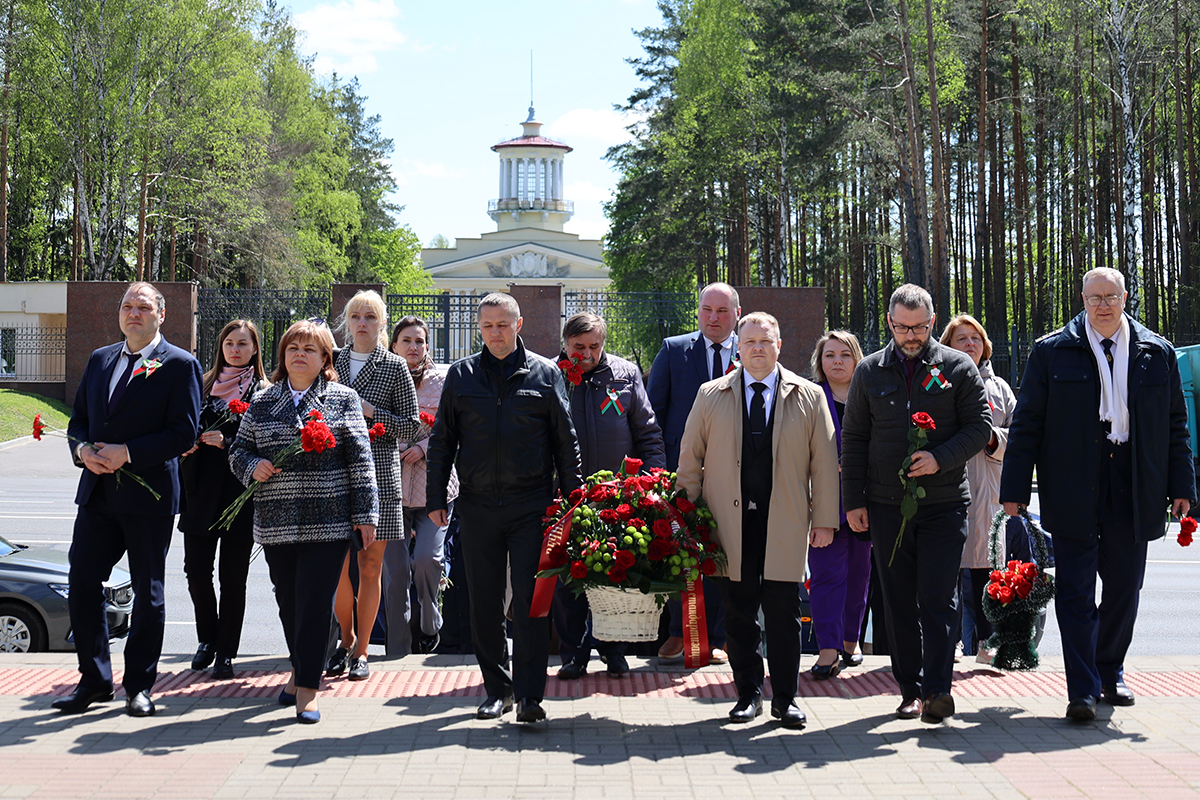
[488,106,574,232]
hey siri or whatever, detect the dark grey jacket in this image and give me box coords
[841,339,991,510]
[562,351,665,477]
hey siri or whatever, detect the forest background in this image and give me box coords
[1,0,1199,349]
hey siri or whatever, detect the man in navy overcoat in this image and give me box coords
[1001,267,1196,721]
[53,282,201,716]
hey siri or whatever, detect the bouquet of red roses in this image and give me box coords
[32,413,161,500]
[536,456,726,597]
[213,409,337,530]
[982,508,1055,670]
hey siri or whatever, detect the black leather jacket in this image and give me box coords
[426,337,582,509]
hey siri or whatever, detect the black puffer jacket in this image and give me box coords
[562,351,665,477]
[426,337,582,509]
[841,339,991,510]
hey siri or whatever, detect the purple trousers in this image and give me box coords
[807,524,872,651]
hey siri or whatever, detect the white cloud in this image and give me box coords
[294,0,407,76]
[545,108,646,148]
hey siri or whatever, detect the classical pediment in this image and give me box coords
[423,241,606,280]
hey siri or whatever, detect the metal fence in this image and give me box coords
[563,291,694,369]
[386,293,483,365]
[0,325,67,381]
[196,288,330,372]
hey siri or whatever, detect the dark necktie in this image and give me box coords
[711,341,723,380]
[108,352,140,414]
[1101,339,1115,376]
[750,382,767,438]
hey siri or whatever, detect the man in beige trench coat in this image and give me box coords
[677,312,840,728]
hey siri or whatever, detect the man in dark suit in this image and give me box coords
[1001,267,1195,721]
[647,282,739,664]
[53,282,201,716]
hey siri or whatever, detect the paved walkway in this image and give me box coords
[3,653,1199,799]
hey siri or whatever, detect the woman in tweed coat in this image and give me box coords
[229,320,379,723]
[329,290,420,677]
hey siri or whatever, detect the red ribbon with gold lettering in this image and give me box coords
[530,509,576,618]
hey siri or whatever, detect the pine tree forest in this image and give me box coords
[0,0,429,291]
[605,0,1200,347]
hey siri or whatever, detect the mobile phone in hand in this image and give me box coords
[351,527,365,551]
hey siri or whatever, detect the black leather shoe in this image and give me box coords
[771,700,807,729]
[809,659,841,680]
[417,632,440,654]
[1066,695,1098,720]
[896,697,922,719]
[516,698,547,722]
[606,654,630,678]
[212,655,234,680]
[477,695,514,719]
[126,690,156,717]
[348,657,369,681]
[921,692,955,723]
[841,650,864,668]
[51,685,114,714]
[191,643,215,671]
[325,646,349,677]
[1102,682,1135,706]
[556,661,586,680]
[728,694,763,723]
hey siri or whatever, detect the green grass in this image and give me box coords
[0,387,72,443]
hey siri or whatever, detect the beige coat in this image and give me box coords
[677,365,841,583]
[962,360,1017,568]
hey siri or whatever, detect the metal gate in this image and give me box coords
[196,288,330,371]
[563,291,693,368]
[386,293,483,365]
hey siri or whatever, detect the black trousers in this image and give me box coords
[457,497,550,701]
[715,508,801,705]
[183,533,254,657]
[263,539,349,690]
[68,498,173,695]
[869,500,967,699]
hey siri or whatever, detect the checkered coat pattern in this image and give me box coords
[229,377,379,546]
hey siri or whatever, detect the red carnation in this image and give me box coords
[569,488,585,504]
[637,497,656,509]
[629,517,646,530]
[308,409,323,420]
[700,558,717,576]
[598,509,620,524]
[675,497,696,514]
[911,412,935,431]
[570,561,588,579]
[545,504,561,518]
[589,485,612,502]
[419,411,436,427]
[1181,516,1198,535]
[32,414,45,441]
[615,503,634,520]
[647,539,673,561]
[368,422,386,442]
[300,419,336,453]
[652,519,672,539]
[547,546,568,568]
[227,399,250,415]
[1179,530,1194,547]
[614,549,636,569]
[623,457,643,475]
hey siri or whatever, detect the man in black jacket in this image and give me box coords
[552,312,665,682]
[1001,267,1195,721]
[426,293,582,723]
[841,284,991,724]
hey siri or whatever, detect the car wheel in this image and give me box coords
[0,602,48,653]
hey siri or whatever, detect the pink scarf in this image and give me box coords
[211,365,254,403]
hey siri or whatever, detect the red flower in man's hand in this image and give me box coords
[911,412,936,430]
[1180,516,1197,546]
[570,561,588,579]
[32,414,46,441]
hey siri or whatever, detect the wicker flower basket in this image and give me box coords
[585,586,665,642]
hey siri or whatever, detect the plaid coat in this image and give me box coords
[229,377,379,546]
[334,345,420,504]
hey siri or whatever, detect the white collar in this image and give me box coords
[742,366,778,394]
[122,332,161,359]
[703,332,735,351]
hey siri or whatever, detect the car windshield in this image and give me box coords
[0,535,18,558]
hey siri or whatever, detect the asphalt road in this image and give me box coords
[2,434,1199,658]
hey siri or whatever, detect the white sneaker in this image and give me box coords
[954,643,964,663]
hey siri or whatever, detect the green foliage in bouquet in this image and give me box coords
[537,456,727,597]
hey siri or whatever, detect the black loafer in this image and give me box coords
[771,700,807,729]
[841,650,864,668]
[417,632,440,654]
[348,657,369,681]
[728,694,763,723]
[556,661,586,680]
[51,684,115,714]
[191,643,215,671]
[896,697,922,719]
[212,655,234,680]
[477,695,514,719]
[605,654,630,678]
[1102,682,1135,706]
[125,690,156,717]
[325,646,349,677]
[1066,695,1098,720]
[921,692,955,723]
[516,698,546,722]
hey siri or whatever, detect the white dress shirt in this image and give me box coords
[107,332,162,400]
[742,366,779,423]
[704,333,736,379]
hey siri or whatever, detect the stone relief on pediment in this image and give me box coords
[486,250,570,278]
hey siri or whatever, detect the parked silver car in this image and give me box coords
[0,534,133,652]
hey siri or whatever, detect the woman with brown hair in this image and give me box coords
[179,319,269,680]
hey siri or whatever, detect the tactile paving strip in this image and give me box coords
[5,666,1200,700]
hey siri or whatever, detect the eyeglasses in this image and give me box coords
[891,321,932,336]
[1084,294,1124,308]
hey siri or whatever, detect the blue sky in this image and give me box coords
[284,0,664,246]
